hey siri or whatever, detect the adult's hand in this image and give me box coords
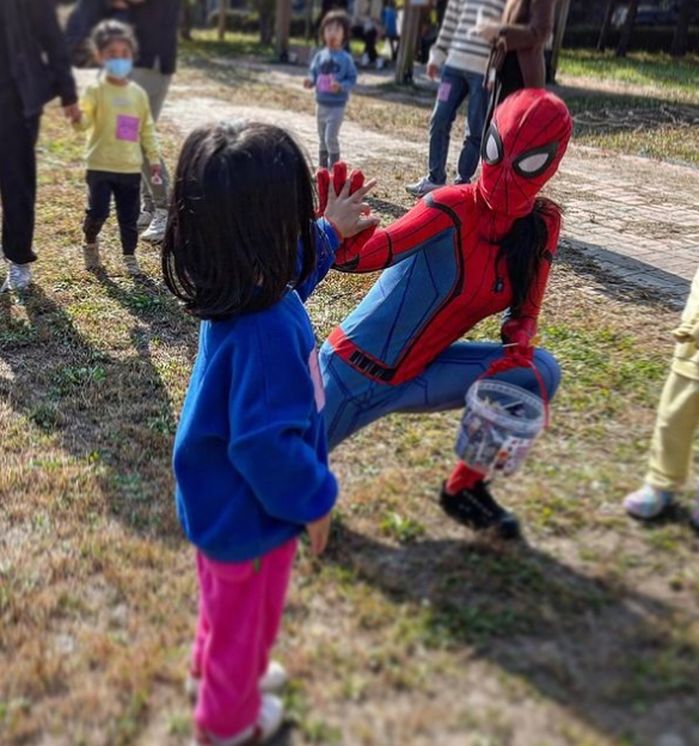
[427,63,439,80]
[474,21,501,43]
[63,103,82,124]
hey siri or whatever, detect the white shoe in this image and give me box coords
[137,209,154,229]
[375,57,385,70]
[83,241,101,270]
[258,660,288,692]
[1,260,32,293]
[122,254,141,276]
[623,483,675,520]
[192,693,284,746]
[405,175,442,197]
[186,660,287,704]
[140,208,168,243]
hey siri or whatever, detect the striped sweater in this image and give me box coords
[428,0,506,75]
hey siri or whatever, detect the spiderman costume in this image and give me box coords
[318,89,573,537]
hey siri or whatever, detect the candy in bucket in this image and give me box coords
[455,379,545,478]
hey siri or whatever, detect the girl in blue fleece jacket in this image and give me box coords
[162,121,377,746]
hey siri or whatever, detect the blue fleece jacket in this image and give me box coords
[308,48,357,107]
[173,220,339,562]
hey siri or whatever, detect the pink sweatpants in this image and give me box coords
[192,538,297,739]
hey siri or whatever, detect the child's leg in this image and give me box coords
[256,539,297,682]
[316,106,329,168]
[83,171,112,244]
[113,174,141,256]
[191,553,210,678]
[325,106,345,167]
[645,369,699,492]
[194,539,297,739]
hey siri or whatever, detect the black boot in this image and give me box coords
[439,480,520,539]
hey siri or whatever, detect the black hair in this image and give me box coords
[496,198,561,316]
[90,19,138,56]
[319,10,351,45]
[162,121,317,321]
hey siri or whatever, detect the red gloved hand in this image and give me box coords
[316,162,365,217]
[500,326,533,363]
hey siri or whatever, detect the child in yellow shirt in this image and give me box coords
[624,266,699,532]
[74,19,161,275]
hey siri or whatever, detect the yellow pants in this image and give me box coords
[646,368,699,491]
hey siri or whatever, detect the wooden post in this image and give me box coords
[615,0,639,57]
[671,0,692,57]
[395,1,421,84]
[275,0,292,61]
[549,0,571,83]
[597,0,617,52]
[218,0,227,40]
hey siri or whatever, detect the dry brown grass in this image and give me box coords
[1,51,698,746]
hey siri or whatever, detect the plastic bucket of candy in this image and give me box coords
[455,380,545,478]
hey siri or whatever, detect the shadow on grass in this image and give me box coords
[0,279,196,541]
[329,525,699,743]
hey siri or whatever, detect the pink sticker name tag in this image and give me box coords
[308,348,326,412]
[316,73,334,93]
[116,114,140,142]
[437,81,452,103]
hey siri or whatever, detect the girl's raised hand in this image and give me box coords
[324,171,380,239]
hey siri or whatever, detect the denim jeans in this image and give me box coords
[428,66,488,185]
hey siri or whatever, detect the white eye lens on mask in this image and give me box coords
[481,125,503,165]
[105,58,133,79]
[512,143,558,178]
[516,153,550,174]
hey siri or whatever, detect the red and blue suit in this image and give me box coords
[318,89,573,535]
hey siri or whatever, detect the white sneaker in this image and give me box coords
[83,241,101,270]
[137,209,154,229]
[192,693,284,746]
[140,208,168,243]
[0,260,32,293]
[186,660,287,703]
[122,254,141,276]
[405,175,442,197]
[623,483,675,520]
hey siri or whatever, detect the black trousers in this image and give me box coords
[0,88,41,264]
[84,170,141,255]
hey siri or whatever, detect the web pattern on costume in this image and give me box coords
[321,91,570,445]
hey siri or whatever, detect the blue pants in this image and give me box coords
[320,341,561,451]
[428,67,488,185]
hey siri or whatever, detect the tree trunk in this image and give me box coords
[596,0,616,52]
[549,0,571,83]
[180,0,193,41]
[671,0,692,57]
[615,0,639,57]
[395,2,420,84]
[255,0,276,45]
[275,0,292,61]
[218,0,227,40]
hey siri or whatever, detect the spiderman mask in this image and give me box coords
[478,89,573,218]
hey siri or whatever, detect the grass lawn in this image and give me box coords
[1,41,699,746]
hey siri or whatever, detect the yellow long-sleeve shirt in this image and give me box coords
[75,77,160,174]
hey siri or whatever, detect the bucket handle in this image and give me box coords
[479,346,550,428]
